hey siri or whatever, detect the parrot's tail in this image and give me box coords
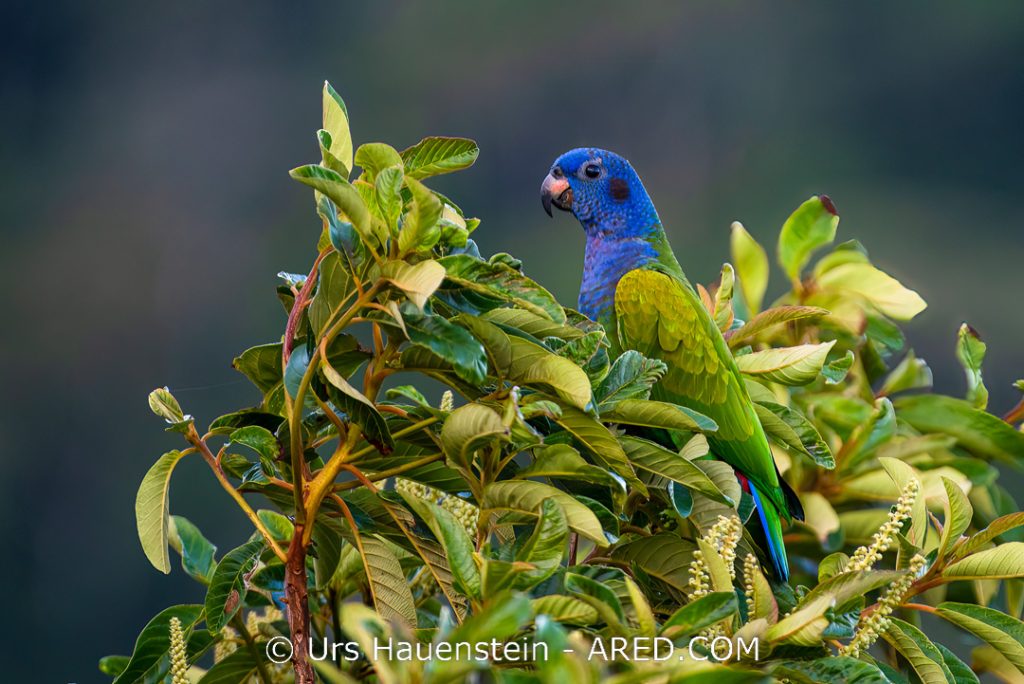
[748,481,790,582]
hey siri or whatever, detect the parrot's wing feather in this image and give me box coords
[614,269,782,498]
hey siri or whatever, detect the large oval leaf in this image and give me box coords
[881,618,956,684]
[935,602,1024,674]
[602,398,718,433]
[893,394,1024,466]
[735,341,836,386]
[400,136,479,179]
[943,542,1024,580]
[135,450,187,574]
[619,436,731,504]
[481,481,604,543]
[205,538,265,632]
[777,195,839,283]
[440,403,509,468]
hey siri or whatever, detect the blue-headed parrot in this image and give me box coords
[541,148,803,580]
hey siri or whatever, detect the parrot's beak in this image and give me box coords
[541,173,572,217]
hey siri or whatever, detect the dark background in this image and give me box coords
[3,2,1023,681]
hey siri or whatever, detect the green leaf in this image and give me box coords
[713,262,736,330]
[205,539,265,632]
[934,643,981,684]
[439,403,508,468]
[531,595,600,625]
[754,401,834,469]
[817,260,927,320]
[935,603,1024,674]
[619,436,731,504]
[398,177,442,253]
[603,398,718,433]
[894,394,1024,467]
[482,480,604,543]
[730,221,769,314]
[440,254,565,323]
[481,308,583,341]
[135,450,187,574]
[322,81,353,175]
[551,403,644,494]
[956,513,1024,559]
[943,542,1024,580]
[308,251,354,335]
[773,657,891,684]
[660,592,738,638]
[147,387,191,432]
[516,444,621,487]
[735,340,836,385]
[399,305,488,385]
[764,594,834,646]
[354,142,403,179]
[289,165,377,249]
[168,516,217,585]
[956,323,989,410]
[432,593,532,680]
[726,306,829,348]
[777,195,840,284]
[198,647,273,684]
[878,349,933,396]
[400,492,480,601]
[283,345,311,399]
[98,656,129,677]
[881,618,956,684]
[229,425,279,471]
[359,535,418,628]
[564,572,626,626]
[594,350,667,409]
[382,259,446,311]
[400,136,479,179]
[937,476,973,560]
[512,498,568,589]
[232,343,283,395]
[112,604,207,684]
[611,533,696,592]
[822,350,855,384]
[321,357,394,453]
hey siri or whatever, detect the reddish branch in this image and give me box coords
[285,524,314,684]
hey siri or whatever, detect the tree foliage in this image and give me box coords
[106,83,1024,683]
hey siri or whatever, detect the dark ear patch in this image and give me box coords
[609,177,630,201]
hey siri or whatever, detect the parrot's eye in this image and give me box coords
[583,163,602,179]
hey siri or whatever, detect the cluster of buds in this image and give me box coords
[395,477,479,537]
[213,626,238,662]
[841,553,927,657]
[168,617,189,684]
[439,390,454,412]
[409,566,439,599]
[742,553,760,618]
[847,478,920,573]
[687,515,743,600]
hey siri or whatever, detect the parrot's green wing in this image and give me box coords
[614,268,788,515]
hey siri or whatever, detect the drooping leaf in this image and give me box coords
[289,165,377,249]
[934,603,1024,674]
[777,195,840,284]
[399,304,488,385]
[735,341,836,385]
[358,535,418,628]
[135,450,187,574]
[512,498,569,589]
[881,618,957,684]
[564,573,626,627]
[168,516,217,585]
[321,357,394,453]
[382,259,446,311]
[552,403,644,493]
[400,493,481,601]
[611,533,696,592]
[730,221,769,314]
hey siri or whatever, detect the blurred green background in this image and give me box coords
[2,2,1023,680]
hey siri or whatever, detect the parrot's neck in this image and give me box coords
[578,218,684,325]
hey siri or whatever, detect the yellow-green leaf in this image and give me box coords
[777,196,839,284]
[440,403,509,468]
[322,81,353,175]
[764,594,833,646]
[482,481,604,543]
[936,602,1024,675]
[944,543,1024,580]
[135,450,187,574]
[881,618,956,684]
[816,261,927,320]
[735,341,836,386]
[382,259,446,311]
[727,306,829,348]
[938,476,973,560]
[730,221,769,314]
[956,323,989,410]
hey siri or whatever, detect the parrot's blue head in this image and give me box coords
[541,148,659,237]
